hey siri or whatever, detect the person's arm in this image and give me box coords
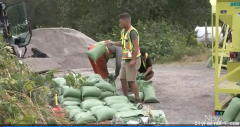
[130,30,138,60]
[114,46,122,79]
[145,57,153,75]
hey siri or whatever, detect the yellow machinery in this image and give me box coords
[210,0,240,111]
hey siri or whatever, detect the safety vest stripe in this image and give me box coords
[122,50,141,58]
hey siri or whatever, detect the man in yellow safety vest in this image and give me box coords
[138,48,154,80]
[107,13,141,103]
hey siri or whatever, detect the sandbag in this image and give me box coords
[64,106,81,115]
[223,97,240,122]
[86,42,107,62]
[80,99,104,110]
[108,74,117,92]
[61,101,81,107]
[92,107,116,122]
[95,82,115,93]
[83,97,99,101]
[137,80,144,92]
[82,81,95,86]
[81,86,102,97]
[105,100,129,106]
[61,86,81,98]
[118,110,145,118]
[99,91,115,100]
[103,96,129,102]
[57,88,63,95]
[74,111,97,124]
[53,77,67,86]
[88,74,102,79]
[142,81,159,103]
[90,106,108,113]
[69,109,83,120]
[117,106,138,112]
[128,92,144,102]
[59,97,81,103]
[234,111,240,122]
[110,103,134,110]
[150,110,166,123]
[207,56,212,68]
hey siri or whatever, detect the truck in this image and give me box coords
[0,1,32,57]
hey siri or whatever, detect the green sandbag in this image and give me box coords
[223,97,240,122]
[61,86,81,98]
[53,77,66,86]
[86,42,107,62]
[137,80,144,92]
[61,101,80,107]
[69,109,84,120]
[58,96,63,103]
[95,82,115,92]
[88,74,102,79]
[103,96,129,102]
[74,111,97,124]
[108,74,117,92]
[82,81,95,86]
[80,99,104,110]
[81,86,102,97]
[57,88,63,95]
[222,57,229,65]
[105,100,129,106]
[142,81,159,103]
[207,56,212,68]
[60,97,81,103]
[150,110,166,123]
[128,92,144,102]
[117,106,138,112]
[83,97,99,101]
[234,111,240,122]
[92,107,116,122]
[110,103,134,109]
[90,105,109,112]
[99,91,115,100]
[64,106,81,115]
[118,110,145,118]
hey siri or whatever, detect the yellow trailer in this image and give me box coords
[210,0,240,111]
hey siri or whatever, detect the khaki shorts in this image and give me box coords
[120,57,141,81]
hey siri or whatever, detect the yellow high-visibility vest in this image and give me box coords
[121,26,141,59]
[142,53,148,69]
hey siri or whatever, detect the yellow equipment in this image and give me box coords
[210,0,240,111]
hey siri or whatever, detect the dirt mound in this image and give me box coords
[25,28,115,70]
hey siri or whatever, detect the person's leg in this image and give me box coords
[95,54,109,79]
[145,71,154,81]
[126,58,141,103]
[120,61,128,96]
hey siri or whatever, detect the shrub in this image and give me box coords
[97,20,207,63]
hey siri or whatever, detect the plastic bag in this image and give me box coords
[74,111,97,124]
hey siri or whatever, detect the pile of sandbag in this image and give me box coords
[51,73,166,125]
[223,97,240,122]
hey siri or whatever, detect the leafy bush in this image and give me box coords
[0,42,63,124]
[97,20,207,63]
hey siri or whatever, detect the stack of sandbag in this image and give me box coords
[223,97,240,122]
[128,79,159,103]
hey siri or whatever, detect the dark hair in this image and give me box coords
[119,13,131,20]
[140,47,146,56]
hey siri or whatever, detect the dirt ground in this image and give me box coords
[113,62,226,124]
